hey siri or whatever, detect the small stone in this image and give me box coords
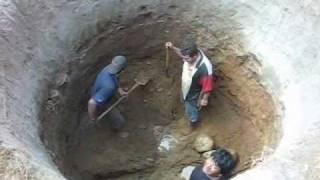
[119,132,129,138]
[158,134,177,152]
[153,126,164,136]
[56,73,69,86]
[157,88,163,92]
[146,61,152,65]
[167,92,172,96]
[116,26,125,30]
[193,134,215,153]
[143,99,148,103]
[138,124,147,129]
[202,150,216,159]
[49,89,60,99]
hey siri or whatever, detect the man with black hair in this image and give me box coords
[181,148,236,180]
[165,41,214,129]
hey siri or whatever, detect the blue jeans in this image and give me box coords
[184,101,199,123]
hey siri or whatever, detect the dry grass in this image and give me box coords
[0,147,34,180]
[0,146,64,180]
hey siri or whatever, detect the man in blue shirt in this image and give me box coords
[88,55,128,129]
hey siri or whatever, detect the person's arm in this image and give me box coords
[200,92,210,106]
[118,87,128,96]
[198,75,214,107]
[180,166,196,180]
[88,98,98,121]
[165,42,185,59]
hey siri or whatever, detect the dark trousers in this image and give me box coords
[98,103,125,129]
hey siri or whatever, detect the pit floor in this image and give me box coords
[56,54,277,180]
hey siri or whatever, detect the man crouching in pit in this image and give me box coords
[181,148,237,180]
[165,41,215,131]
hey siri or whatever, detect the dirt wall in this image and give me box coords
[1,0,319,179]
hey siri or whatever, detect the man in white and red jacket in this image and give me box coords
[165,41,215,129]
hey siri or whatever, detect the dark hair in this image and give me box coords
[180,41,199,57]
[210,148,236,175]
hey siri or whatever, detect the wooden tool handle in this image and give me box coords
[97,83,140,121]
[126,83,140,94]
[165,47,170,77]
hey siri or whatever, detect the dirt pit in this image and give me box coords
[40,18,280,180]
[41,55,278,180]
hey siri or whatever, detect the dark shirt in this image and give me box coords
[190,166,224,180]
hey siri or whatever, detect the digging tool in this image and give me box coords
[165,47,170,77]
[96,76,150,122]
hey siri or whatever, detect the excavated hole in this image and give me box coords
[40,17,280,180]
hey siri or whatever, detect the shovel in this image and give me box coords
[96,76,150,122]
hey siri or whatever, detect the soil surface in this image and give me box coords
[46,52,277,180]
[40,11,278,180]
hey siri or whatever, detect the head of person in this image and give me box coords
[202,148,236,177]
[106,55,127,75]
[180,41,199,64]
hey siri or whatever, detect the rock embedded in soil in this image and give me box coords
[119,132,129,138]
[55,73,69,87]
[193,134,215,153]
[137,124,147,129]
[157,88,164,92]
[202,150,216,159]
[49,89,60,99]
[153,125,164,137]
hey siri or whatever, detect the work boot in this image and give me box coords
[180,121,199,136]
[189,121,200,130]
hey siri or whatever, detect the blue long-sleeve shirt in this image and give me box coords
[90,67,118,106]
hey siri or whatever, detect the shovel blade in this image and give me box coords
[135,78,149,86]
[134,73,152,86]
